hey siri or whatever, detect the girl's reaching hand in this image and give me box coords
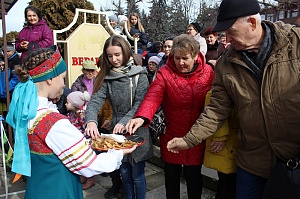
[125,118,144,135]
[85,122,100,139]
[113,123,125,134]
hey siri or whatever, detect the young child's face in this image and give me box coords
[148,62,157,72]
[130,16,138,25]
[65,100,76,112]
[106,46,123,68]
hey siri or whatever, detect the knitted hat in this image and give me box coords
[109,15,118,23]
[118,15,128,23]
[29,45,67,83]
[204,27,218,36]
[213,0,261,32]
[190,23,202,33]
[148,56,160,65]
[2,43,15,52]
[67,91,90,109]
[82,60,97,70]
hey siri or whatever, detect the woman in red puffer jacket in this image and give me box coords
[126,34,214,199]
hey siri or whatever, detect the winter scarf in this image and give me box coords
[111,58,135,74]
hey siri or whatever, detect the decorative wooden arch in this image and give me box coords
[53,8,138,87]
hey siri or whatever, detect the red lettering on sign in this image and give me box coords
[71,57,98,66]
[72,57,78,65]
[78,57,84,65]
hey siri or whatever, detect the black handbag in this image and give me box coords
[263,152,300,199]
[27,42,39,54]
[149,108,165,140]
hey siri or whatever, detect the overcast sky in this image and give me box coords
[0,0,150,37]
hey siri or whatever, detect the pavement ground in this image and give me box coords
[0,146,218,199]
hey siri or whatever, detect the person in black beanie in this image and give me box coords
[186,22,207,55]
[167,0,300,198]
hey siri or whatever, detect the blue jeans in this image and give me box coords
[236,167,267,199]
[120,161,146,199]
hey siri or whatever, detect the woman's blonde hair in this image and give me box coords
[127,12,145,33]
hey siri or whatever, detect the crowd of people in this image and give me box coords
[2,0,300,198]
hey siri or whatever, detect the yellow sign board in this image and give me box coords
[65,23,110,87]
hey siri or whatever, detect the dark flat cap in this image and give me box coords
[213,0,261,32]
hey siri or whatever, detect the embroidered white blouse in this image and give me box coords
[28,97,123,177]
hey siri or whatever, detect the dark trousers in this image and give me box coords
[215,171,236,199]
[110,169,122,185]
[164,162,203,199]
[263,159,300,199]
[236,167,267,199]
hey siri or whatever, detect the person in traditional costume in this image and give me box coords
[6,45,136,199]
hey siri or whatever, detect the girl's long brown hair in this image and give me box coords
[93,35,133,94]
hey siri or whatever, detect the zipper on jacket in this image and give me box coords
[129,77,133,107]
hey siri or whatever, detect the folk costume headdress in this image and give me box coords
[6,45,67,177]
[29,46,67,83]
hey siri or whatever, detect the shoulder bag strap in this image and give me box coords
[129,74,139,107]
